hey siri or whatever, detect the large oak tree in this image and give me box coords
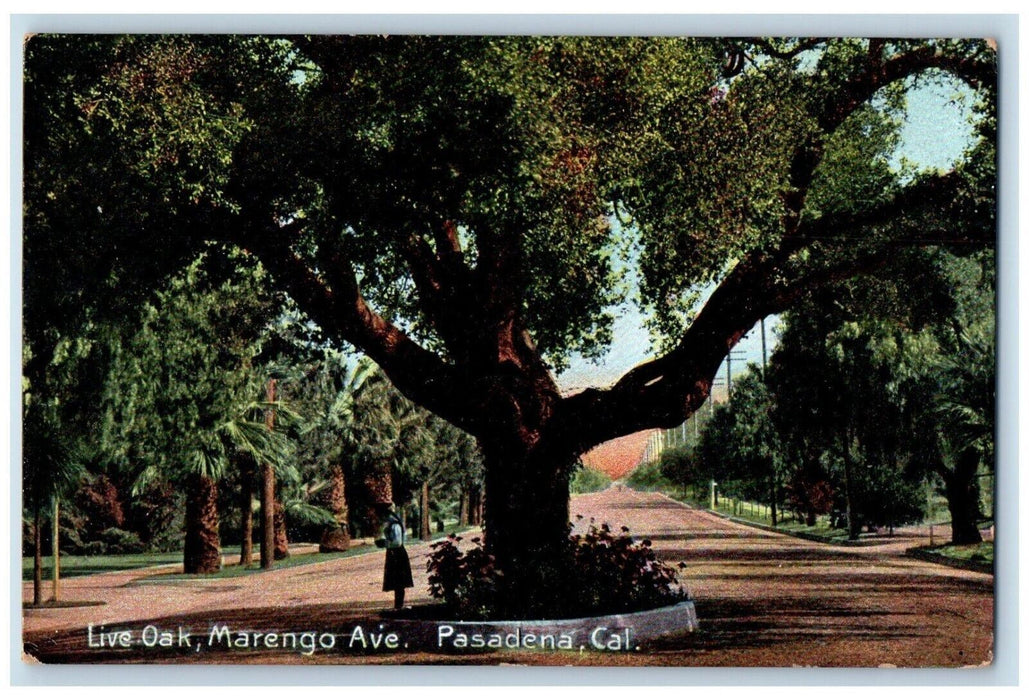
[23,35,995,610]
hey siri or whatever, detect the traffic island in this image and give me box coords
[375,599,699,654]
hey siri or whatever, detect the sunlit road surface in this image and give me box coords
[23,487,992,667]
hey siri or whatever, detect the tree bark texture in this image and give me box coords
[944,450,984,545]
[419,480,431,541]
[319,464,350,553]
[482,446,574,615]
[359,461,393,535]
[273,499,290,560]
[183,473,221,574]
[458,491,469,527]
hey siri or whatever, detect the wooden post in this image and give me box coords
[33,508,43,606]
[239,455,253,566]
[51,496,61,602]
[261,378,277,570]
[420,481,431,541]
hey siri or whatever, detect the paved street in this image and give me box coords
[23,487,993,666]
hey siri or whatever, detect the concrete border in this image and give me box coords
[380,600,698,654]
[905,547,994,575]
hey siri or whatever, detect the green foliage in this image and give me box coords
[658,446,704,492]
[100,251,286,490]
[23,36,996,587]
[569,463,612,494]
[99,527,146,555]
[624,460,676,492]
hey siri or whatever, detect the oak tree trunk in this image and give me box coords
[319,464,350,552]
[945,450,983,545]
[183,473,221,574]
[482,446,574,616]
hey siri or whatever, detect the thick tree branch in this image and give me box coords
[782,41,994,234]
[231,217,486,432]
[549,164,991,456]
[820,44,994,134]
[749,37,828,60]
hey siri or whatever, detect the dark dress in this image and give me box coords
[381,514,413,592]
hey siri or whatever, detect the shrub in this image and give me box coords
[426,521,687,620]
[624,460,676,492]
[427,535,500,620]
[569,464,612,494]
[100,527,146,555]
[570,519,686,616]
[83,540,108,556]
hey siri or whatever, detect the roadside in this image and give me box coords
[23,486,993,666]
[652,489,993,573]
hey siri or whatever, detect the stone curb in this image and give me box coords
[377,600,699,654]
[905,547,994,575]
[702,508,890,547]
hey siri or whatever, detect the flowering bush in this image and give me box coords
[426,520,688,620]
[426,535,501,620]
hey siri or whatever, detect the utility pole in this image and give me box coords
[760,317,768,377]
[726,349,747,400]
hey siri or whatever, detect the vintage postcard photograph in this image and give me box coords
[19,31,998,670]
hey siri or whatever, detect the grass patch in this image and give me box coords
[926,541,994,565]
[22,551,185,581]
[138,544,377,582]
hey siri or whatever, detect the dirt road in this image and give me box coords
[22,487,993,667]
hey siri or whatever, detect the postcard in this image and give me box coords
[18,28,999,672]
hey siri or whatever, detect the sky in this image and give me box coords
[556,75,978,397]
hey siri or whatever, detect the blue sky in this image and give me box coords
[556,78,978,395]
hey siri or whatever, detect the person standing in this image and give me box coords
[374,501,413,609]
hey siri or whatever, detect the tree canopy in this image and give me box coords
[24,35,996,605]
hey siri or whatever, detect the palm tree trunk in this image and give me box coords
[458,490,469,526]
[183,473,222,574]
[50,496,61,602]
[361,460,393,533]
[419,480,431,540]
[273,499,290,560]
[319,464,350,552]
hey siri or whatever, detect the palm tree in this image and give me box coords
[932,322,994,545]
[23,411,85,604]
